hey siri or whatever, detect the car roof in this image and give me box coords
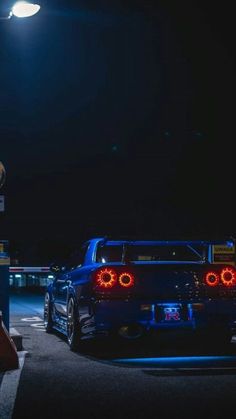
[93,237,235,247]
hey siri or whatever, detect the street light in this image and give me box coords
[0,1,41,332]
[0,1,41,20]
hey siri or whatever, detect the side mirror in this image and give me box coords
[49,263,61,274]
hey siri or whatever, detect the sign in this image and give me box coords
[0,162,6,189]
[0,257,10,266]
[9,266,50,273]
[212,244,235,266]
[0,195,4,212]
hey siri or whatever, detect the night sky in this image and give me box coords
[0,1,235,264]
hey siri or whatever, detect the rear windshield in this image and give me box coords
[96,244,204,263]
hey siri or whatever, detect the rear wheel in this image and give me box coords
[44,292,53,333]
[67,297,81,352]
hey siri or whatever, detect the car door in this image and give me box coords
[52,267,70,318]
[67,243,95,333]
[52,243,89,318]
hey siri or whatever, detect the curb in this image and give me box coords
[10,328,23,351]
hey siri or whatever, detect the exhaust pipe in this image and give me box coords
[118,324,144,339]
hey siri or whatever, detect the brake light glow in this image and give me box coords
[220,267,236,287]
[205,271,219,287]
[118,272,135,288]
[204,266,236,287]
[95,268,117,288]
[94,268,135,290]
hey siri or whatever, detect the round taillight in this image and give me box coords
[220,267,236,286]
[118,272,135,288]
[205,271,219,287]
[95,268,117,288]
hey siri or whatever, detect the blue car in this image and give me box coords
[44,237,236,351]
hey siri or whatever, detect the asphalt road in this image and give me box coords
[6,291,236,418]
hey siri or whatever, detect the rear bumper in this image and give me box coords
[91,299,236,338]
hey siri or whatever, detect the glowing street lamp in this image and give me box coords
[0,1,41,20]
[11,1,41,18]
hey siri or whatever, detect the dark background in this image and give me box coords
[0,1,235,264]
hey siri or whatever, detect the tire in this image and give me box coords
[67,297,81,352]
[44,292,53,333]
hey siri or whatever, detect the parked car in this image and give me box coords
[44,237,236,351]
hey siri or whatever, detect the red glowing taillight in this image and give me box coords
[220,267,236,286]
[94,268,135,290]
[204,266,236,287]
[95,268,117,288]
[205,271,219,287]
[118,272,135,288]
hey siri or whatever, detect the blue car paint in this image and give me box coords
[45,237,236,343]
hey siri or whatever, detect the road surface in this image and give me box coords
[1,290,236,418]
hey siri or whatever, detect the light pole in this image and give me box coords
[0,0,41,209]
[0,1,41,20]
[0,2,41,331]
[0,161,9,329]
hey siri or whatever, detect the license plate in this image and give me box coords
[156,305,184,322]
[163,307,181,321]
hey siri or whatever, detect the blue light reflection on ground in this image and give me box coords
[112,356,236,368]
